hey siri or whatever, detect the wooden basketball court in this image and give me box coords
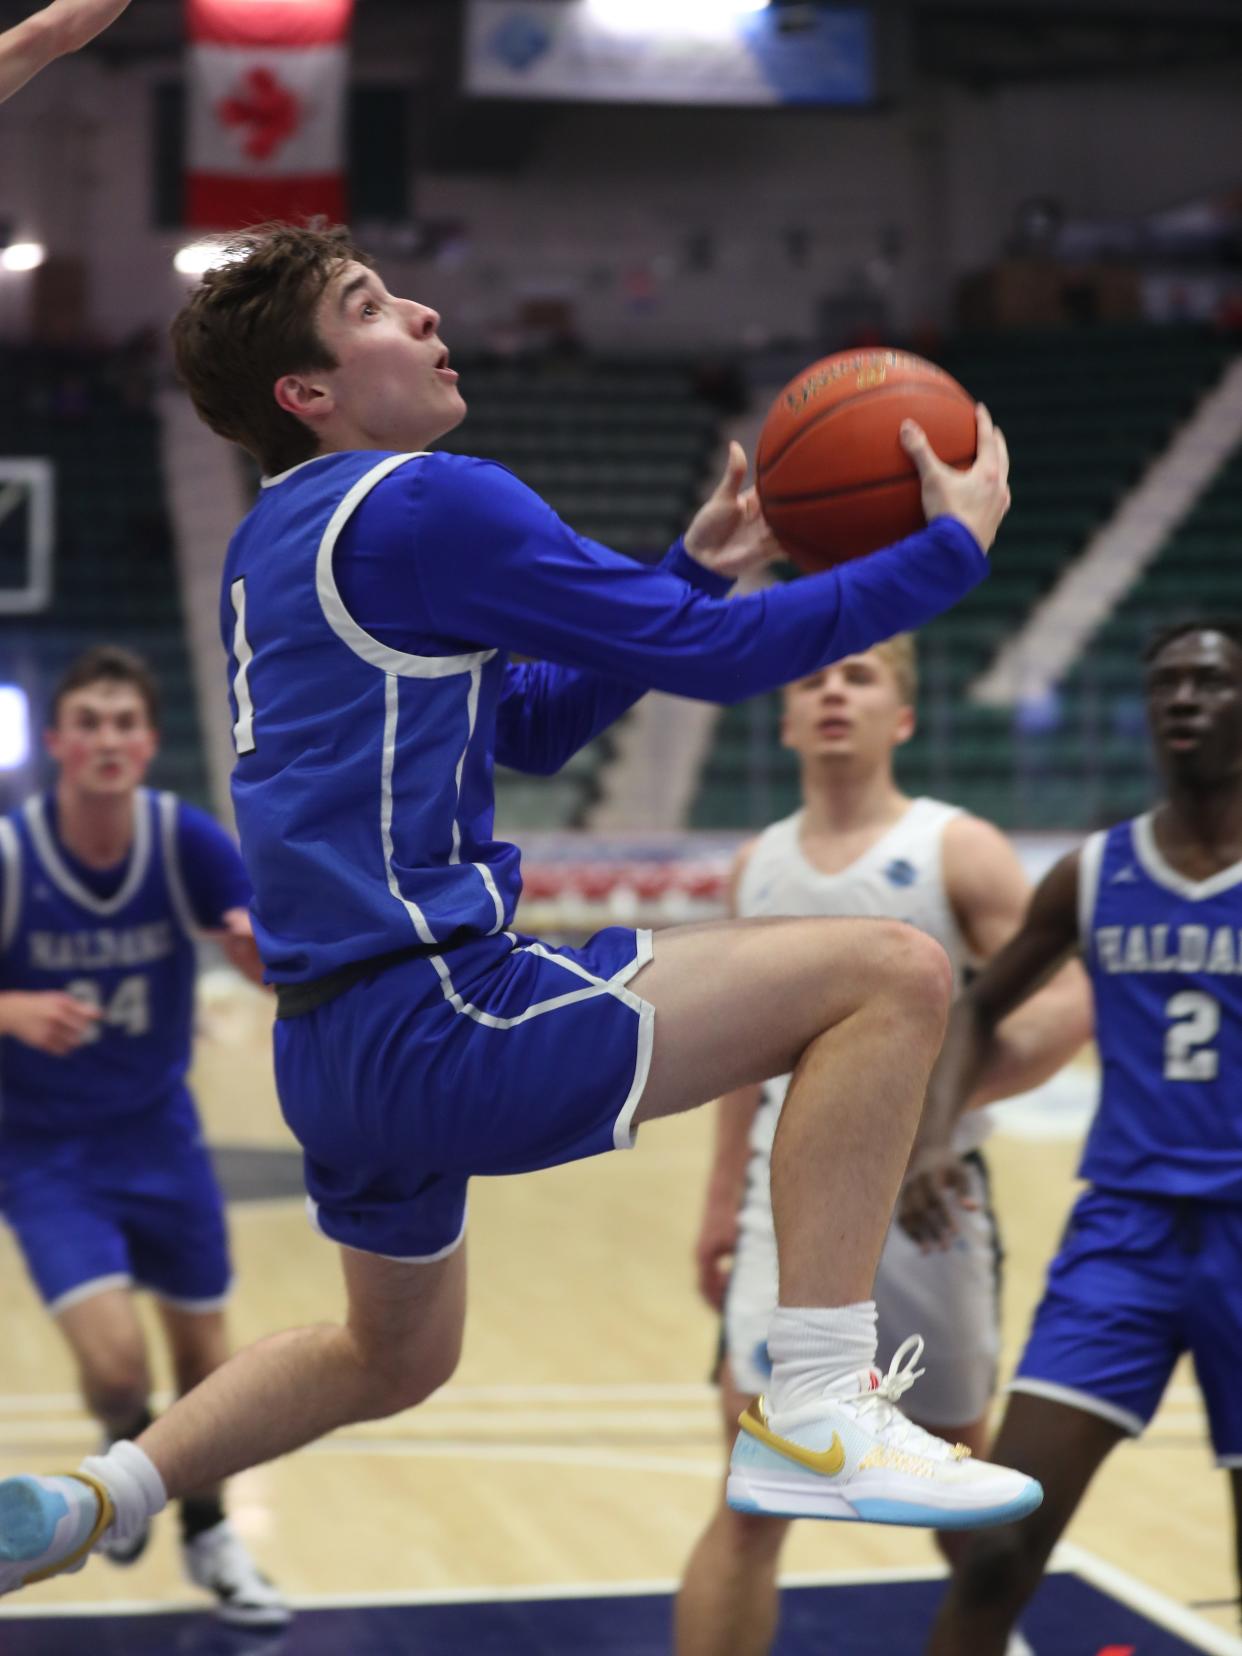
[0,975,1237,1650]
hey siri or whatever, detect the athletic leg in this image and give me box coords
[0,914,992,1587]
[630,915,953,1305]
[1231,1471,1242,1631]
[674,1361,790,1656]
[156,1304,230,1508]
[133,1242,466,1500]
[153,1302,290,1627]
[56,1290,153,1438]
[147,918,941,1494]
[924,1393,1125,1655]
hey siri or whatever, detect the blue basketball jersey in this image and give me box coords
[0,790,202,1131]
[1079,813,1242,1200]
[222,448,989,984]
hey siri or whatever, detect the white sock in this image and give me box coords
[78,1440,167,1545]
[766,1302,879,1424]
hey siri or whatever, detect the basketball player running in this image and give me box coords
[0,222,1037,1594]
[909,621,1242,1653]
[0,0,130,103]
[676,637,1091,1656]
[0,647,287,1625]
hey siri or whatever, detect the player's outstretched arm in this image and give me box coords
[942,816,1092,1108]
[899,849,1083,1248]
[0,0,130,103]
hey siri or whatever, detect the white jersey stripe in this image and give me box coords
[380,675,439,948]
[0,817,21,951]
[451,663,506,935]
[158,792,201,938]
[1077,830,1107,964]
[230,577,257,756]
[23,792,151,918]
[379,675,650,1032]
[314,454,496,680]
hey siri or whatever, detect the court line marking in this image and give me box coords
[0,1381,721,1412]
[1060,1542,1242,1655]
[306,1438,721,1476]
[2,1552,1234,1646]
[0,1562,952,1619]
[0,1379,1210,1410]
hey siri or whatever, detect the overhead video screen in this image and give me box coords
[464,1,875,108]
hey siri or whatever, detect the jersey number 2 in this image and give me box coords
[1164,990,1220,1082]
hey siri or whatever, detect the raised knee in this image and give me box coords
[873,922,953,1023]
[361,1330,463,1420]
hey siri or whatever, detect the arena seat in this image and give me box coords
[435,355,721,829]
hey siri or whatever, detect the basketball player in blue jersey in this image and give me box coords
[677,635,1091,1656]
[0,0,131,103]
[0,646,288,1625]
[906,621,1242,1654]
[0,221,1039,1594]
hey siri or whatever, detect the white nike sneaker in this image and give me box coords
[183,1520,291,1627]
[727,1336,1043,1530]
[0,1473,114,1594]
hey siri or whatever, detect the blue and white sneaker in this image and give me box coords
[0,1473,114,1593]
[727,1336,1042,1530]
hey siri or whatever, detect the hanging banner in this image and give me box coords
[464,1,874,108]
[185,0,353,229]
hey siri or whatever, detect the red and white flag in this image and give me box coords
[185,0,354,230]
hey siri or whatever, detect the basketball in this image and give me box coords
[756,349,977,574]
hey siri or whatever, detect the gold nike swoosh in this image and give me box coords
[738,1399,846,1477]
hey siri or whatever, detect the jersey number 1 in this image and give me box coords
[230,577,256,756]
[1164,990,1220,1082]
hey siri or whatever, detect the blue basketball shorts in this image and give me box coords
[275,928,656,1262]
[1011,1184,1242,1463]
[0,1086,232,1315]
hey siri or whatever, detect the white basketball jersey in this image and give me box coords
[736,797,989,1160]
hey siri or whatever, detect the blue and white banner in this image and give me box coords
[464,1,874,108]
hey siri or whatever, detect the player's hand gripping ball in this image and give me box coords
[756,349,977,573]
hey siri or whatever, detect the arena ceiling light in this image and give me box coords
[1,243,45,272]
[586,0,769,34]
[174,240,229,277]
